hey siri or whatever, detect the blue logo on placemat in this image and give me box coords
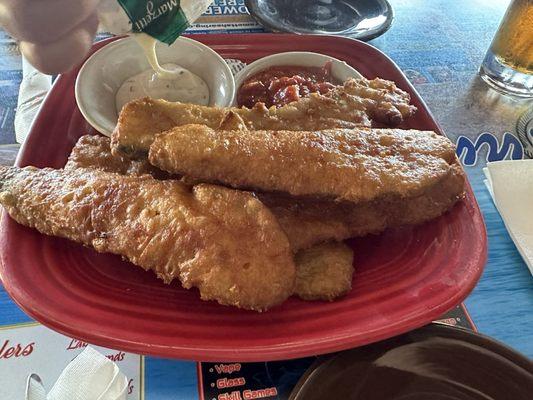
[456,132,524,166]
[516,108,533,159]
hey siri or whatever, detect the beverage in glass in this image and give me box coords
[479,0,533,97]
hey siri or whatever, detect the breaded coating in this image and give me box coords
[218,110,248,131]
[65,137,359,302]
[258,164,465,250]
[66,135,169,178]
[0,166,295,311]
[149,125,459,204]
[294,242,354,301]
[69,134,465,251]
[341,77,416,125]
[111,77,416,158]
[65,136,358,302]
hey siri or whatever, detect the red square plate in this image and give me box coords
[0,34,487,362]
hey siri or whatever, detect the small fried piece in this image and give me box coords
[294,242,354,301]
[66,134,168,178]
[0,166,295,311]
[149,125,459,204]
[218,110,248,130]
[111,77,416,158]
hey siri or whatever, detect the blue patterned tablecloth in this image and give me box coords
[0,0,531,398]
[368,0,533,358]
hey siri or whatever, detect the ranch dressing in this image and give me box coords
[115,34,210,113]
[97,1,212,112]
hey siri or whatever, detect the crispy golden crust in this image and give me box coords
[259,163,465,250]
[10,139,360,304]
[149,125,458,204]
[69,134,465,251]
[111,77,416,158]
[0,166,295,311]
[65,136,357,301]
[340,77,416,126]
[218,110,248,131]
[66,135,168,178]
[294,242,354,301]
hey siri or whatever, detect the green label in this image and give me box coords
[117,0,189,44]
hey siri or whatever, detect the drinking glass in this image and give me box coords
[479,0,533,97]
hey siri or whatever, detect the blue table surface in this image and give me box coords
[0,0,532,366]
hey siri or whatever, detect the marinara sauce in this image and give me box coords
[237,62,338,109]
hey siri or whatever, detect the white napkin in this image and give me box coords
[25,346,128,400]
[14,57,52,144]
[483,160,533,275]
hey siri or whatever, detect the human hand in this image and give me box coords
[0,0,100,74]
